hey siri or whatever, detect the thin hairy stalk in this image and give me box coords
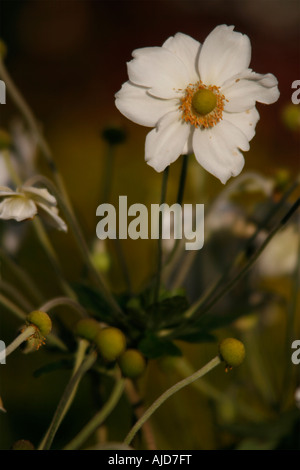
[0,281,34,311]
[0,326,35,362]
[124,356,221,445]
[0,57,72,210]
[281,223,300,408]
[39,351,97,450]
[170,177,299,290]
[153,167,169,305]
[64,376,125,450]
[113,238,132,294]
[0,248,44,304]
[25,175,126,321]
[162,154,189,275]
[32,218,77,300]
[162,197,300,340]
[125,380,157,450]
[0,292,27,320]
[38,297,87,318]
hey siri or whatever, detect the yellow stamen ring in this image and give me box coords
[180,81,226,129]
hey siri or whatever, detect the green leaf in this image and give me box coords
[33,358,74,378]
[175,331,216,343]
[146,295,190,329]
[72,283,114,322]
[138,333,182,359]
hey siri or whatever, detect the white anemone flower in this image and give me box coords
[115,25,280,184]
[0,185,67,232]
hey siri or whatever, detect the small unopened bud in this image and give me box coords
[95,327,126,362]
[119,349,146,379]
[26,311,52,337]
[219,338,245,370]
[75,318,102,342]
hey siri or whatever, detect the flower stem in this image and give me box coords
[0,57,71,210]
[0,248,44,305]
[38,296,87,318]
[0,281,34,312]
[153,167,169,304]
[64,376,125,450]
[0,326,35,362]
[0,292,27,320]
[123,355,221,446]
[164,196,300,340]
[38,350,97,450]
[32,217,77,300]
[25,175,126,322]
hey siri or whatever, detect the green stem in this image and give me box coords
[174,357,266,421]
[0,248,44,305]
[164,197,300,340]
[2,149,22,186]
[153,167,169,304]
[0,292,27,320]
[124,355,221,446]
[0,326,35,362]
[163,154,189,272]
[39,351,97,450]
[101,143,115,203]
[38,296,87,318]
[0,281,34,312]
[281,222,300,408]
[25,175,125,321]
[32,218,77,300]
[64,377,125,450]
[0,57,71,211]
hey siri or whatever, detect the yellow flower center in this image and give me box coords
[180,81,226,128]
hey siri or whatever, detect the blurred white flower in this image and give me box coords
[0,185,67,232]
[256,223,298,277]
[115,25,279,183]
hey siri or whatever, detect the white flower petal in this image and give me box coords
[163,33,201,83]
[198,25,251,86]
[36,201,68,232]
[192,121,246,184]
[145,110,190,172]
[223,107,260,141]
[115,81,177,127]
[22,186,57,206]
[223,72,280,112]
[0,186,16,197]
[127,47,189,99]
[0,196,37,221]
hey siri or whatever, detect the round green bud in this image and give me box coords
[219,338,245,368]
[119,349,146,378]
[26,311,52,337]
[192,89,217,116]
[11,439,35,450]
[101,125,127,145]
[75,318,102,342]
[0,129,12,150]
[95,327,126,362]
